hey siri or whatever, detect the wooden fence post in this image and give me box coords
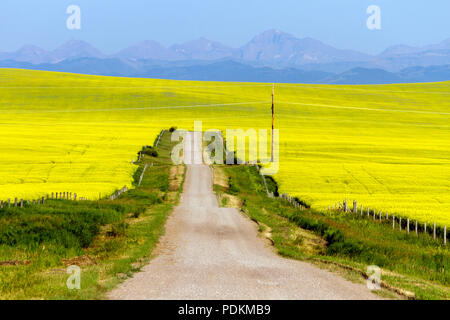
[379,211,382,221]
[14,198,18,207]
[424,223,427,235]
[20,199,23,208]
[360,204,363,215]
[353,200,357,213]
[0,200,3,208]
[415,221,418,235]
[7,199,10,207]
[42,197,45,204]
[444,226,447,245]
[399,217,402,231]
[407,219,410,234]
[393,216,395,229]
[433,222,436,240]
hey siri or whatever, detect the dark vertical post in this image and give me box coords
[271,83,274,163]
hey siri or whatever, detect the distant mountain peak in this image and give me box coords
[169,38,235,60]
[381,38,450,57]
[0,44,49,64]
[380,44,420,57]
[54,39,101,52]
[116,40,181,61]
[16,45,48,57]
[251,29,296,43]
[259,29,290,36]
[49,39,105,62]
[441,38,450,45]
[17,44,46,52]
[61,38,88,45]
[173,37,219,49]
[238,29,371,66]
[189,37,211,43]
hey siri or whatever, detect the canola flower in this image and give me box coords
[0,69,449,226]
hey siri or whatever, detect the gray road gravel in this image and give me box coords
[107,132,380,300]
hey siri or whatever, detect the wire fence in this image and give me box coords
[326,199,447,245]
[1,131,165,207]
[0,191,89,209]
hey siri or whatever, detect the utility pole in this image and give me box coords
[271,83,274,162]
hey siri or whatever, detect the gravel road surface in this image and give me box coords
[108,132,379,300]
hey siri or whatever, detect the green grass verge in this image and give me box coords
[0,130,183,299]
[215,164,450,300]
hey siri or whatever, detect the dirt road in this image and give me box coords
[108,132,379,300]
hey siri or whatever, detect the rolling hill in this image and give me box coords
[0,68,449,227]
[1,58,448,84]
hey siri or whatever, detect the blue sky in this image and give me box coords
[0,0,448,54]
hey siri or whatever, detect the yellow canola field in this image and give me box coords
[0,69,449,226]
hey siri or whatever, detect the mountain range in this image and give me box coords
[1,30,449,84]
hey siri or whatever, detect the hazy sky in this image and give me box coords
[0,0,449,54]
